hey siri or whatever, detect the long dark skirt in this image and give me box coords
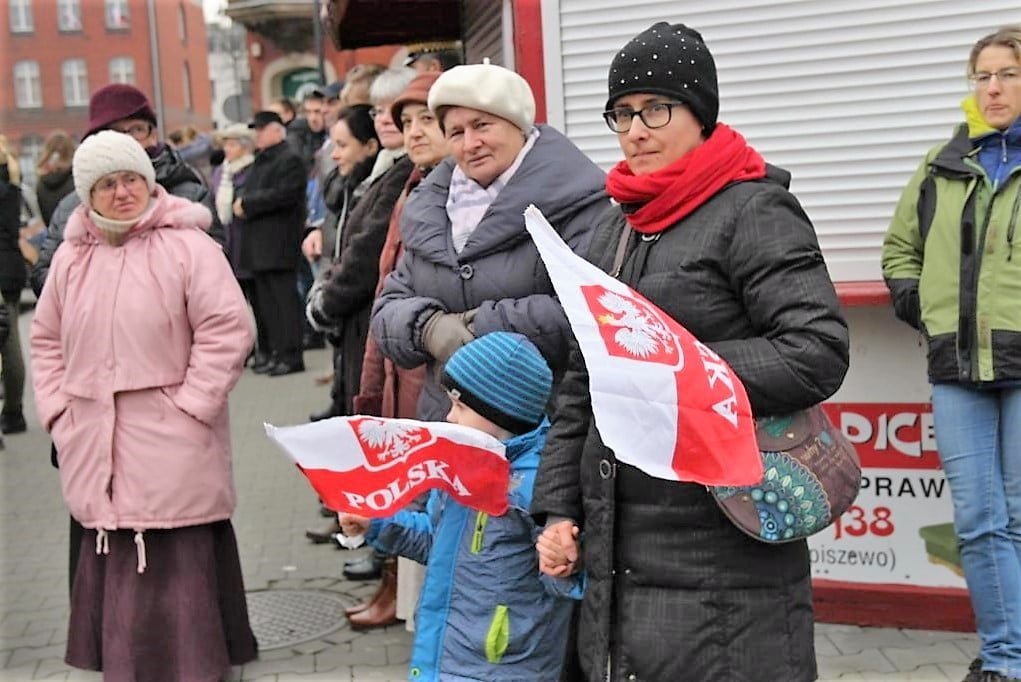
[66,520,258,681]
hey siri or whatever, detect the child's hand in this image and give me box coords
[338,513,370,537]
[537,520,581,577]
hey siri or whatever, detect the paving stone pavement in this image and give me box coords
[0,311,980,681]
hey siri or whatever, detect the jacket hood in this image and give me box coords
[961,95,997,139]
[401,124,606,263]
[64,185,212,244]
[503,419,549,465]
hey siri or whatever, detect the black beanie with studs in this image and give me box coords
[606,22,719,135]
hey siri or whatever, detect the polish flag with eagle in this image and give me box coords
[265,417,510,517]
[524,205,762,485]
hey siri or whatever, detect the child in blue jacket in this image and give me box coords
[341,332,582,681]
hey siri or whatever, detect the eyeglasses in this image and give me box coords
[92,172,145,196]
[602,102,685,133]
[110,122,153,141]
[968,67,1021,90]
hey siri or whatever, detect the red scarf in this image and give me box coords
[605,123,766,234]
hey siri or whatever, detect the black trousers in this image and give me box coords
[251,269,302,364]
[239,278,269,358]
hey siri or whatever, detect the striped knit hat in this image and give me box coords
[441,332,552,435]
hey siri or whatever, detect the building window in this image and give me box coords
[109,57,135,85]
[13,61,42,108]
[183,62,193,111]
[57,0,82,31]
[178,3,188,43]
[105,0,129,30]
[9,0,33,33]
[62,59,89,107]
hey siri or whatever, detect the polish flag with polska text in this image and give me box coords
[523,205,762,485]
[265,417,510,517]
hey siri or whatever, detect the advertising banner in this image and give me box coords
[810,403,966,589]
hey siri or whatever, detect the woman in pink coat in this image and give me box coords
[31,130,258,681]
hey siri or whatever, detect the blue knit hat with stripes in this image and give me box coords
[441,332,552,435]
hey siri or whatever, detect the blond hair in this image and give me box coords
[968,25,1021,76]
[0,137,21,185]
[36,130,77,174]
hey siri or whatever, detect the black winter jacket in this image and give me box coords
[29,145,221,295]
[237,141,307,273]
[531,168,849,682]
[0,179,25,294]
[35,169,75,226]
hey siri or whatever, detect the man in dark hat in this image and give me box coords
[403,42,463,73]
[30,83,223,295]
[232,111,307,376]
[28,82,225,598]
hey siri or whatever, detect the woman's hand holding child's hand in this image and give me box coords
[537,520,581,577]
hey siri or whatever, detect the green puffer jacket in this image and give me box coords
[883,123,1021,384]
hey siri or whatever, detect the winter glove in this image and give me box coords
[305,280,336,333]
[421,309,477,366]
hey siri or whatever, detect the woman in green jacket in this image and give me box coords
[882,25,1021,682]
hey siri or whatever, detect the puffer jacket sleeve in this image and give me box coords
[365,490,439,564]
[30,245,71,429]
[177,180,226,249]
[471,194,608,369]
[370,248,446,370]
[705,185,849,416]
[531,340,592,525]
[168,233,255,426]
[882,156,929,331]
[30,191,79,296]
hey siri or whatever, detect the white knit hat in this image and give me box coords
[72,130,157,207]
[427,60,535,133]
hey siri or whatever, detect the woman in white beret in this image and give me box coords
[370,61,608,426]
[31,130,257,681]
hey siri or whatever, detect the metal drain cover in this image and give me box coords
[247,589,349,650]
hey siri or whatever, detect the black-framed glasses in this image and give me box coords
[602,102,685,133]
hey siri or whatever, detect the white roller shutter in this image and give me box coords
[541,0,1021,281]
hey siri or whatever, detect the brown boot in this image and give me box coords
[347,558,399,630]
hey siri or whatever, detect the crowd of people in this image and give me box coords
[0,20,1018,682]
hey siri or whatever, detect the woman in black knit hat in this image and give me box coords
[532,22,850,681]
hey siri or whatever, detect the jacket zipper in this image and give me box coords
[470,511,488,554]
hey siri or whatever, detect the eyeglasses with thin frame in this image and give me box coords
[92,172,145,196]
[109,122,153,141]
[968,67,1021,90]
[602,101,686,133]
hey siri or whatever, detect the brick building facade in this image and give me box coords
[1,0,212,184]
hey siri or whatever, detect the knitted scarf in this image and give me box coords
[215,154,254,225]
[605,123,766,234]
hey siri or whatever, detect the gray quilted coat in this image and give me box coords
[370,125,608,421]
[531,166,850,682]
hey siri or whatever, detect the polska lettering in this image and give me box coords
[694,340,738,427]
[343,459,471,511]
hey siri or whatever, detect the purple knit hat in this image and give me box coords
[84,84,158,139]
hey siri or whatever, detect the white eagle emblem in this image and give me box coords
[356,419,425,464]
[596,291,676,359]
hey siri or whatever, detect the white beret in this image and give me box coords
[427,61,536,133]
[72,130,157,207]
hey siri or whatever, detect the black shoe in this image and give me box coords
[267,359,305,377]
[319,503,335,518]
[309,405,342,422]
[0,412,26,435]
[343,553,384,580]
[965,659,983,682]
[305,519,341,544]
[251,356,276,374]
[303,332,326,350]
